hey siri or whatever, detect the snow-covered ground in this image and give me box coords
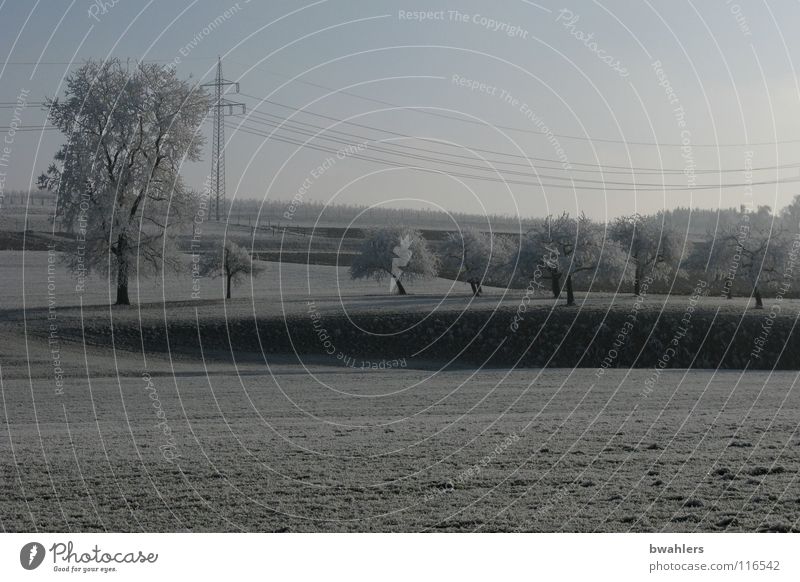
[1,333,798,532]
[3,250,799,532]
[1,250,493,310]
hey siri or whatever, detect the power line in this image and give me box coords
[9,78,800,184]
[239,104,800,177]
[225,118,800,192]
[238,92,799,175]
[231,63,798,148]
[0,57,217,65]
[4,54,797,148]
[235,112,692,188]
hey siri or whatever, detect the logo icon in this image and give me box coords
[20,542,46,570]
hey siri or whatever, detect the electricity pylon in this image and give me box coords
[201,57,245,221]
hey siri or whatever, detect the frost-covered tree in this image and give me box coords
[610,212,686,296]
[704,206,789,308]
[38,59,207,305]
[200,240,262,299]
[781,194,800,231]
[441,228,513,296]
[521,213,630,306]
[350,227,438,295]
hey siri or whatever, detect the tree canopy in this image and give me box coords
[199,240,262,299]
[39,59,208,305]
[350,227,438,295]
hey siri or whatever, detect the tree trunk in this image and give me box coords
[394,277,407,295]
[550,270,561,298]
[115,237,130,306]
[634,264,641,296]
[115,260,130,305]
[226,274,232,299]
[566,275,575,306]
[726,283,733,300]
[469,281,478,296]
[754,286,763,309]
[477,283,483,297]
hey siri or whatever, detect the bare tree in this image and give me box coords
[199,240,262,299]
[38,59,207,305]
[350,227,438,295]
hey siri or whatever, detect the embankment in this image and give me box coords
[56,305,800,370]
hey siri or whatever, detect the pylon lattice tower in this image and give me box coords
[201,57,245,221]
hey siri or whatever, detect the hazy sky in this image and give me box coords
[2,0,800,221]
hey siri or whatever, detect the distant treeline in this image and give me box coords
[227,198,744,236]
[3,190,746,236]
[227,198,532,231]
[1,189,56,206]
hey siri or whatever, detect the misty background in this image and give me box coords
[2,0,800,221]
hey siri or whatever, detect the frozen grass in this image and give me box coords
[0,250,484,311]
[2,250,786,317]
[3,250,799,532]
[1,337,798,532]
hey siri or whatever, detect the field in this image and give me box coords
[2,248,800,532]
[1,339,798,532]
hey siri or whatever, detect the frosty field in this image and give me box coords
[2,251,800,532]
[1,333,798,532]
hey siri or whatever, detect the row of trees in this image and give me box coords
[350,204,800,309]
[38,59,800,308]
[349,215,671,305]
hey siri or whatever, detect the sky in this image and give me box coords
[2,0,800,222]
